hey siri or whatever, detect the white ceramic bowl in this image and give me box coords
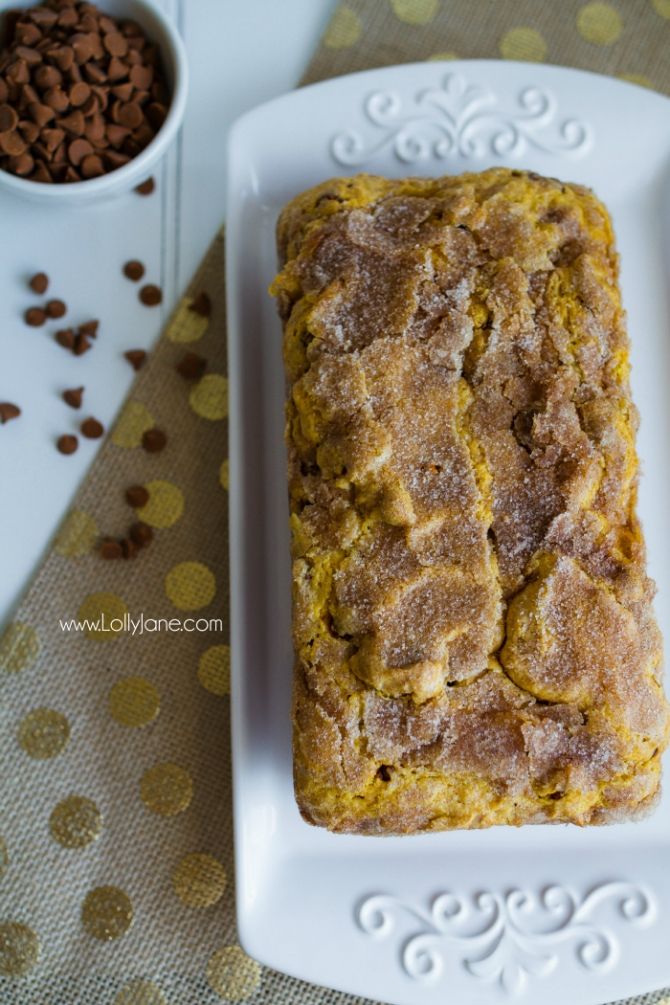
[0,0,188,204]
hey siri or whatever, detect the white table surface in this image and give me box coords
[0,0,337,626]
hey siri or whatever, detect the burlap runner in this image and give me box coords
[1,2,669,1004]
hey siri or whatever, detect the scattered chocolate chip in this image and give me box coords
[57,433,78,454]
[81,416,104,438]
[135,176,155,196]
[25,306,46,326]
[176,351,207,381]
[29,271,49,294]
[124,348,146,371]
[120,536,138,559]
[63,386,84,408]
[141,427,166,453]
[73,332,92,355]
[129,521,153,547]
[139,283,161,307]
[46,298,66,318]
[55,327,75,350]
[99,537,123,560]
[125,484,149,508]
[123,259,144,281]
[78,319,99,337]
[0,402,21,424]
[189,291,211,318]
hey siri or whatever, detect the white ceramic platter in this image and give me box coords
[225,61,670,1005]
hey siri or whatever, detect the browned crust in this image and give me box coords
[272,168,669,834]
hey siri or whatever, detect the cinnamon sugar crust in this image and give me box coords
[271,168,669,833]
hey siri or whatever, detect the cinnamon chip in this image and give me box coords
[29,271,49,294]
[135,176,155,196]
[99,537,123,560]
[81,416,104,439]
[120,537,138,559]
[176,351,207,381]
[0,103,19,131]
[141,427,166,453]
[56,433,78,454]
[124,349,146,371]
[78,319,99,337]
[0,402,21,424]
[25,306,46,326]
[46,298,66,318]
[123,259,145,281]
[125,484,149,508]
[129,521,153,547]
[139,283,161,307]
[80,153,104,178]
[63,386,84,409]
[55,327,75,350]
[103,32,128,57]
[73,332,92,355]
[189,291,211,318]
[68,137,93,166]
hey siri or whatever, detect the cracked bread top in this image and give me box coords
[271,168,669,833]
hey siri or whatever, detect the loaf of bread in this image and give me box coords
[271,168,669,833]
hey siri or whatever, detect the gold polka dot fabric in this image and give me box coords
[53,509,99,557]
[172,853,227,908]
[2,5,669,1005]
[134,480,184,529]
[49,795,102,848]
[303,0,670,103]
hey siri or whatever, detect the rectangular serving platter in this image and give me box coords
[226,60,670,1005]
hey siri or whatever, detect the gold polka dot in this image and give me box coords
[111,401,155,448]
[109,677,160,728]
[323,6,361,48]
[165,297,209,343]
[499,26,547,62]
[0,922,39,977]
[390,0,438,24]
[82,886,133,941]
[577,2,622,44]
[189,374,228,421]
[165,561,216,611]
[18,708,70,759]
[619,72,654,88]
[140,763,193,816]
[207,945,261,1001]
[426,50,459,60]
[652,0,670,16]
[219,459,229,491]
[114,981,168,1005]
[49,795,102,848]
[53,509,98,558]
[198,645,230,696]
[172,853,227,907]
[134,479,184,529]
[77,592,128,641]
[0,836,8,881]
[0,622,39,674]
